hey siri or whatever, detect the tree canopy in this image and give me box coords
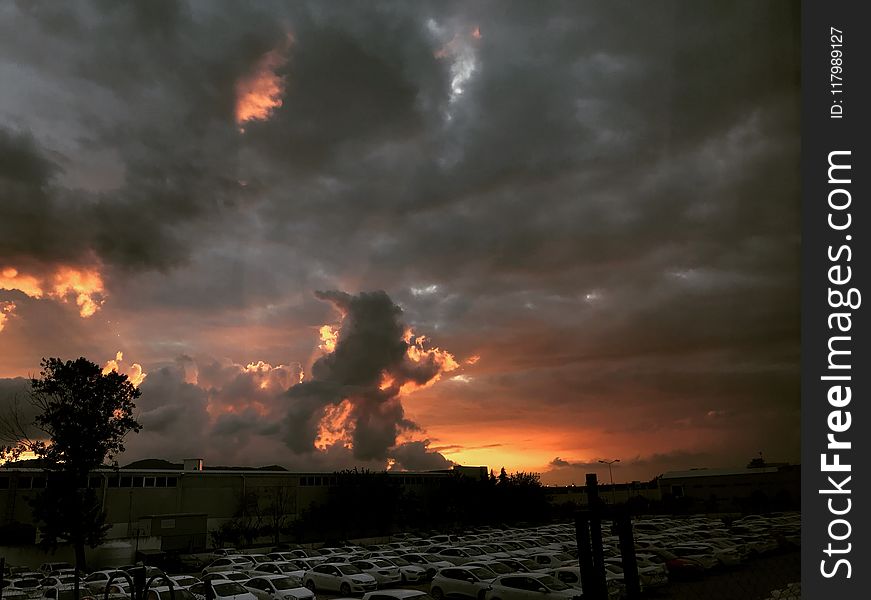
[1,357,142,570]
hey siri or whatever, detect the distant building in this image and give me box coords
[0,459,488,560]
[658,464,800,512]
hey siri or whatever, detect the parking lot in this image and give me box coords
[2,512,800,600]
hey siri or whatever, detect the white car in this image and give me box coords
[38,564,74,577]
[400,555,453,579]
[204,572,253,584]
[244,574,314,600]
[483,574,582,600]
[190,581,258,600]
[3,577,42,600]
[547,567,622,600]
[362,590,433,600]
[170,576,202,590]
[252,563,305,579]
[429,566,496,600]
[211,549,242,560]
[351,560,402,587]
[435,548,491,567]
[303,563,377,595]
[146,586,199,600]
[204,557,257,575]
[528,554,575,569]
[378,558,428,584]
[84,570,128,593]
[40,586,80,600]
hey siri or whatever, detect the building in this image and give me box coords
[658,464,800,512]
[0,458,481,563]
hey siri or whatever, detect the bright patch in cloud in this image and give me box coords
[235,34,293,128]
[1,265,106,317]
[0,301,16,333]
[102,350,147,387]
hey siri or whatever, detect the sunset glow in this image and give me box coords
[315,399,354,450]
[1,265,105,317]
[0,301,15,333]
[235,35,293,127]
[102,351,148,387]
[318,324,339,353]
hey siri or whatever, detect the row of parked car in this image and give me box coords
[2,511,799,600]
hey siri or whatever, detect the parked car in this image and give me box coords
[351,560,403,587]
[362,590,433,600]
[378,557,428,584]
[38,564,73,577]
[84,570,128,593]
[483,574,582,600]
[211,549,242,560]
[253,563,305,578]
[243,574,314,600]
[204,557,258,575]
[3,577,42,600]
[40,586,81,600]
[169,576,202,590]
[400,555,453,579]
[190,581,258,600]
[146,586,199,600]
[429,566,497,600]
[302,563,377,595]
[204,572,252,584]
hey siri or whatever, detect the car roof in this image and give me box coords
[364,590,428,599]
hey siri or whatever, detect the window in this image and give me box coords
[167,477,177,487]
[18,476,32,489]
[144,477,156,487]
[0,476,8,489]
[132,476,144,487]
[156,477,167,487]
[120,476,132,487]
[500,577,528,590]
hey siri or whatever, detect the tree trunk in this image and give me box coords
[75,541,88,576]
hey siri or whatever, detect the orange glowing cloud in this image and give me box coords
[52,266,106,317]
[319,324,338,353]
[235,34,293,128]
[243,360,301,391]
[1,264,106,317]
[0,301,16,333]
[315,399,354,450]
[102,351,147,387]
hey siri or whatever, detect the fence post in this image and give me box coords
[586,473,608,599]
[616,509,641,599]
[575,512,598,598]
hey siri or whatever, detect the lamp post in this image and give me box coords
[598,459,620,504]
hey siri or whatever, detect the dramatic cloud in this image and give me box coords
[0,1,799,482]
[284,290,460,464]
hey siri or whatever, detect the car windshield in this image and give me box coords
[467,568,492,580]
[226,573,249,581]
[424,555,443,563]
[175,578,197,586]
[337,566,362,575]
[271,577,301,590]
[13,580,41,589]
[536,576,569,592]
[484,563,511,575]
[519,560,538,569]
[371,560,393,568]
[388,558,410,566]
[554,553,573,561]
[214,582,247,596]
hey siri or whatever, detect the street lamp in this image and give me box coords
[598,459,620,504]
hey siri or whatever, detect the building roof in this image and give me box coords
[660,466,791,479]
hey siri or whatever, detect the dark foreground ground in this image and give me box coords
[652,550,800,600]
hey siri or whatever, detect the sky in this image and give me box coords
[0,1,800,485]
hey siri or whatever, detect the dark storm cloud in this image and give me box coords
[1,1,800,476]
[391,440,455,471]
[284,290,450,464]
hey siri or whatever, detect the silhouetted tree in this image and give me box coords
[1,357,141,572]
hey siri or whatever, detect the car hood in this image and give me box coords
[279,589,314,600]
